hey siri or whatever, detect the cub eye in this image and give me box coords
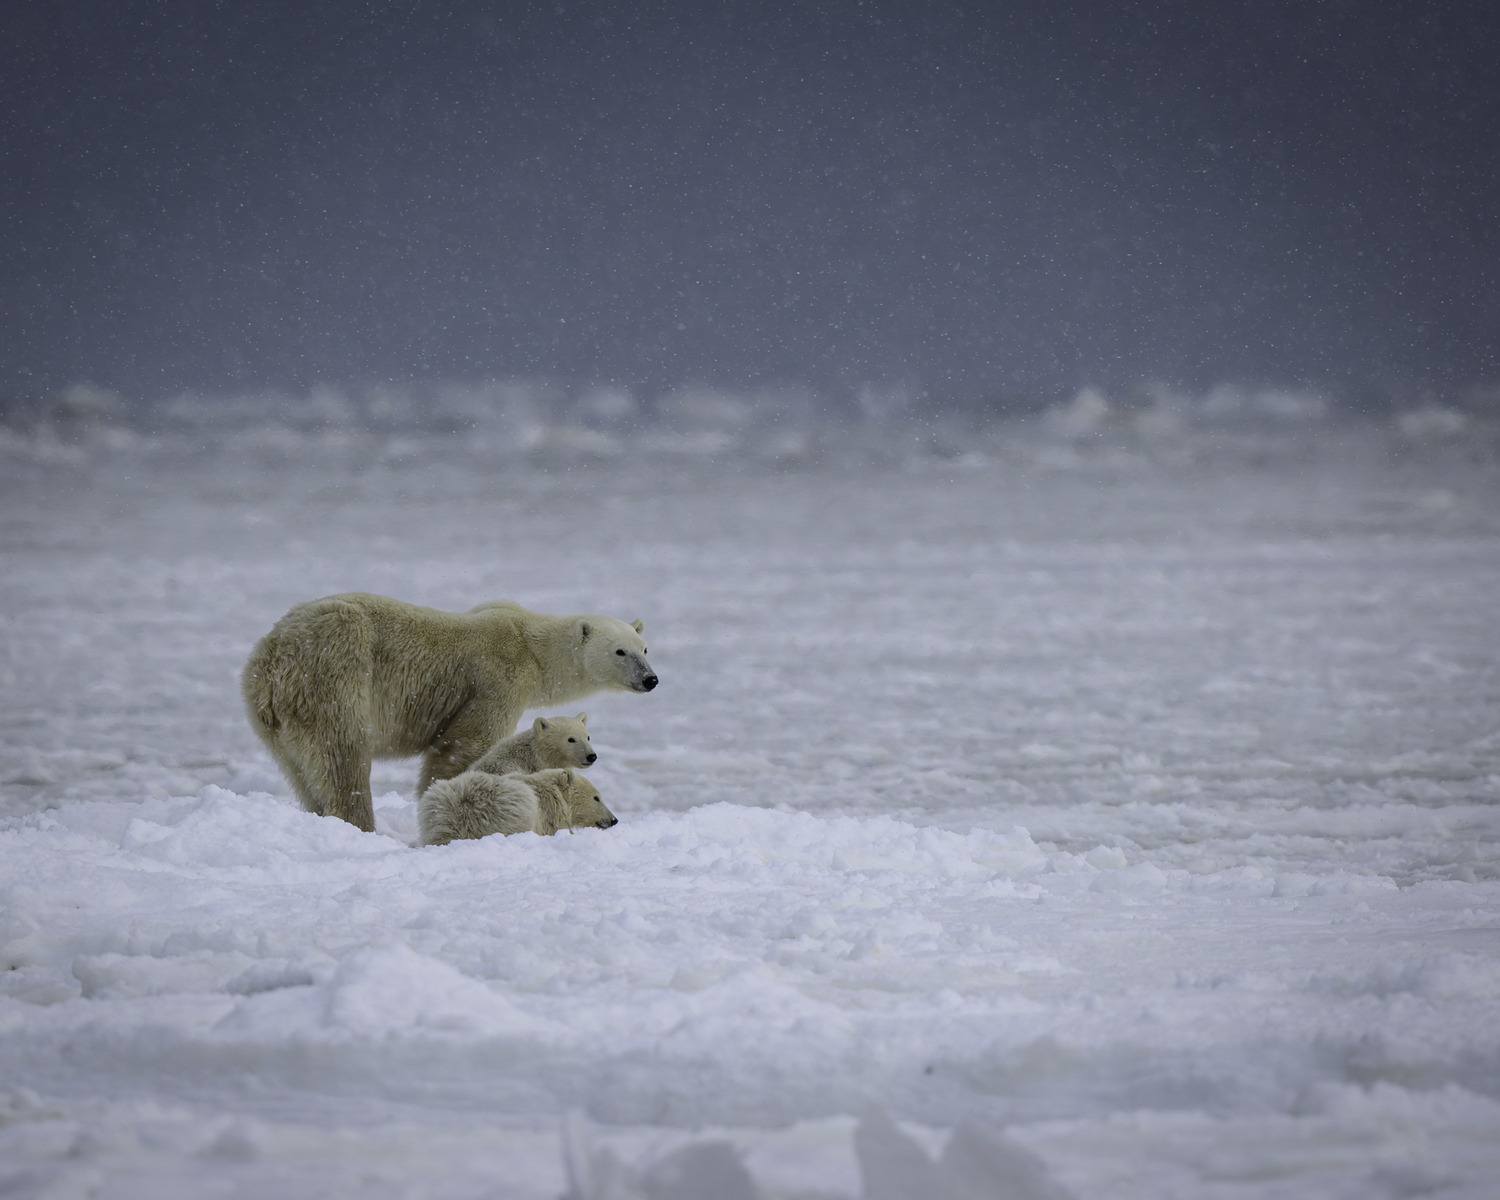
[567,737,576,743]
[615,649,626,656]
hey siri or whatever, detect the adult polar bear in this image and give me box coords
[241,593,657,831]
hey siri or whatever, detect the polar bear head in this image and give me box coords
[545,768,617,832]
[532,713,596,768]
[573,616,657,693]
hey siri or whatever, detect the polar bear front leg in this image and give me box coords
[416,703,508,799]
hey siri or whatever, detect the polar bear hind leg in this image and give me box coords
[243,599,380,831]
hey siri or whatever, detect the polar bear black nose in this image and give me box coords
[641,674,658,691]
[586,752,597,763]
[600,816,618,828]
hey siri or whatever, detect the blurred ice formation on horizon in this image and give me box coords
[1,376,1496,470]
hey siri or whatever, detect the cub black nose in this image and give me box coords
[601,816,618,828]
[642,675,658,691]
[586,752,597,763]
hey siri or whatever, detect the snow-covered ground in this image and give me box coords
[2,420,1498,1198]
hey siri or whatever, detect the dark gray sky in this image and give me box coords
[3,0,1497,406]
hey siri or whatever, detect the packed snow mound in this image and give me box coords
[5,787,1500,1197]
[5,789,1499,1143]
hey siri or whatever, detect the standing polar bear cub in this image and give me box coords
[430,713,595,797]
[419,767,615,846]
[241,593,655,831]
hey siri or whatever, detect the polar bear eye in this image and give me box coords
[567,737,576,743]
[615,649,626,656]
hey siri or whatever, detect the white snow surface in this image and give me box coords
[2,425,1499,1198]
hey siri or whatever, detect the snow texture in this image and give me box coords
[1,418,1498,1198]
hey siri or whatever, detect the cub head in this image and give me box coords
[531,713,596,769]
[559,768,617,830]
[572,615,657,694]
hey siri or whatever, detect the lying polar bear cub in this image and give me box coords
[419,767,617,846]
[415,713,595,799]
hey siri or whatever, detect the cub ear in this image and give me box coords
[631,618,645,635]
[575,712,587,724]
[535,717,549,731]
[576,620,592,645]
[563,769,574,783]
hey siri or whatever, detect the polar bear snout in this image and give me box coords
[635,673,659,692]
[586,751,598,763]
[598,814,619,828]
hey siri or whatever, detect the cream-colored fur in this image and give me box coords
[241,593,654,830]
[431,713,594,797]
[419,768,617,846]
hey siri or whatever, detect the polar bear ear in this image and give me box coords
[563,769,574,784]
[576,712,587,723]
[534,717,548,732]
[631,618,645,635]
[575,620,592,645]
